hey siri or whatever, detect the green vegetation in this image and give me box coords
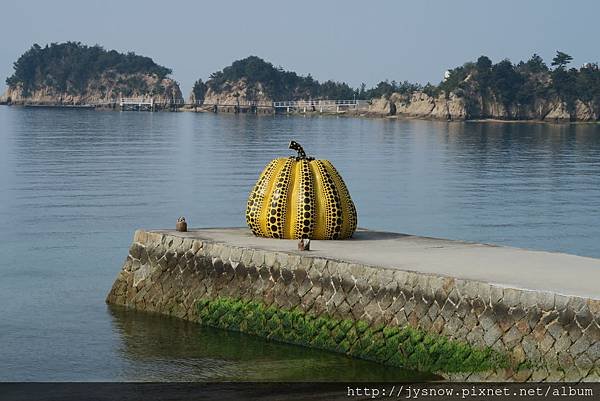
[439,51,600,111]
[196,297,509,374]
[203,56,426,101]
[6,42,172,95]
[191,79,208,102]
[10,44,597,115]
[200,52,600,115]
[360,80,424,99]
[205,56,356,100]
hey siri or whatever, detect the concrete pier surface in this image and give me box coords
[157,227,600,300]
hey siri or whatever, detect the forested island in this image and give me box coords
[1,42,183,106]
[193,53,600,121]
[2,41,599,121]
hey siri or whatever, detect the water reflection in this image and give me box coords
[108,306,433,382]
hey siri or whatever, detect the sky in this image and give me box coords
[1,0,599,95]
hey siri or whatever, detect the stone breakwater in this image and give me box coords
[106,228,600,382]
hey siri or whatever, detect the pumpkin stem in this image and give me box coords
[289,140,313,161]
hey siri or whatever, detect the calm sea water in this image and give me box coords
[1,106,599,380]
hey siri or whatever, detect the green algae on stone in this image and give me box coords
[196,297,509,375]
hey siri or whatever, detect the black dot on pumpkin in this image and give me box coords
[273,233,279,238]
[270,217,276,223]
[304,205,310,211]
[332,233,339,239]
[271,210,276,215]
[271,225,277,231]
[301,234,308,239]
[304,219,309,225]
[303,227,310,233]
[337,218,342,225]
[304,212,310,218]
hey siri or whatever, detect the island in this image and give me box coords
[1,42,183,108]
[190,53,600,122]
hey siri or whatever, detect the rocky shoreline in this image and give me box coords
[363,91,599,123]
[3,94,599,124]
[183,77,599,123]
[2,74,183,107]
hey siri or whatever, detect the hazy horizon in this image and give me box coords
[2,0,599,95]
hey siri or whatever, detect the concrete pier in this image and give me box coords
[107,228,600,382]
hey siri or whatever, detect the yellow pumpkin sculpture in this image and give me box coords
[246,141,357,240]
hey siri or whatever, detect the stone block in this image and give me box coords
[521,335,542,362]
[426,301,440,321]
[527,306,543,330]
[545,320,564,340]
[586,341,600,364]
[466,326,485,348]
[418,314,432,331]
[455,300,471,318]
[502,288,521,308]
[538,332,556,354]
[229,246,243,262]
[586,323,600,342]
[567,296,586,313]
[472,297,486,317]
[431,315,445,334]
[530,367,549,382]
[251,249,266,267]
[483,323,502,346]
[570,335,592,356]
[588,299,600,315]
[433,287,448,307]
[576,306,594,330]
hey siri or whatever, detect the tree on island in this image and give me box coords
[191,79,207,103]
[523,53,548,73]
[551,51,573,70]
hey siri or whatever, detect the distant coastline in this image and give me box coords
[3,42,599,123]
[3,100,600,125]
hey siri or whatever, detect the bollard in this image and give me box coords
[176,217,187,232]
[297,239,310,251]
